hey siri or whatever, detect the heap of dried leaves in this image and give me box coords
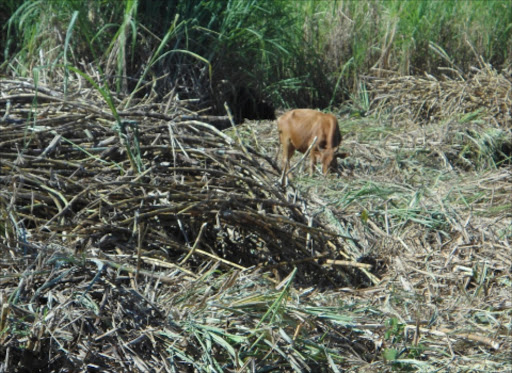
[1,64,511,372]
[368,63,512,128]
[1,78,376,372]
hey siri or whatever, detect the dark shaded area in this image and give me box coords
[225,86,276,123]
[0,0,23,60]
[496,138,512,166]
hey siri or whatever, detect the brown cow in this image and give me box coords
[277,109,346,182]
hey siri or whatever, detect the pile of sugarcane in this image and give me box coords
[0,79,369,287]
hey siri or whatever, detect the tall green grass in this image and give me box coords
[316,0,512,89]
[2,0,511,111]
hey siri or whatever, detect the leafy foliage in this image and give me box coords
[3,0,511,114]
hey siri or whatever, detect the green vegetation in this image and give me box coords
[2,0,512,113]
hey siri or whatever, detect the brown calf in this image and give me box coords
[277,109,345,181]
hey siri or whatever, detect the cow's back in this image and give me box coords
[278,109,334,152]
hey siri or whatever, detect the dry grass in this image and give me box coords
[368,63,512,128]
[1,67,511,372]
[1,77,373,372]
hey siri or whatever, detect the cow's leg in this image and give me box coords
[309,150,317,176]
[311,138,326,176]
[280,142,294,185]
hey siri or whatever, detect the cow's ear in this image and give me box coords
[335,152,349,159]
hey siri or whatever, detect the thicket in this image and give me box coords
[2,0,511,117]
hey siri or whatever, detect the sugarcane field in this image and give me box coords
[1,1,511,372]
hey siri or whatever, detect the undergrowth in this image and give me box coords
[2,0,512,113]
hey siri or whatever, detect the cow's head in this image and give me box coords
[320,150,349,175]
